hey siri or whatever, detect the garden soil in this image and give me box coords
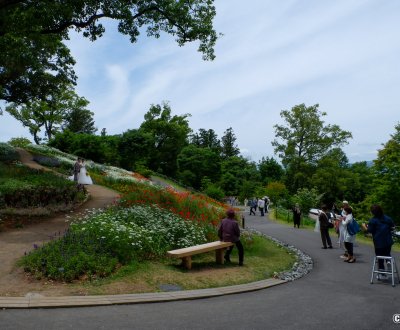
[0,149,120,297]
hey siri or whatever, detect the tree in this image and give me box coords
[219,156,260,196]
[62,106,97,135]
[190,128,221,153]
[368,123,400,222]
[49,130,120,165]
[292,187,322,222]
[272,103,352,192]
[6,86,89,143]
[177,145,221,189]
[311,148,350,205]
[258,157,284,185]
[118,129,153,171]
[264,181,289,217]
[1,0,218,106]
[221,127,240,159]
[140,102,191,176]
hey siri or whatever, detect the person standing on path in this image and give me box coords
[77,159,93,185]
[218,209,244,266]
[342,206,357,263]
[319,205,333,249]
[249,198,256,215]
[362,204,395,277]
[258,198,265,217]
[73,157,82,183]
[292,204,301,228]
[338,201,350,257]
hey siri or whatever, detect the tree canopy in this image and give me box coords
[272,103,352,192]
[6,85,90,143]
[370,123,400,221]
[140,102,191,176]
[272,104,352,166]
[0,0,218,106]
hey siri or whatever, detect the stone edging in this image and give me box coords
[247,229,313,281]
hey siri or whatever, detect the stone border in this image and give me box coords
[248,229,313,281]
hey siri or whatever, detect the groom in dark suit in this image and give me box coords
[73,158,82,183]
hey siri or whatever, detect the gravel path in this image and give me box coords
[0,149,119,296]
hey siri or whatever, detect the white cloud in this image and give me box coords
[1,0,399,162]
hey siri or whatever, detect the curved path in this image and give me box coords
[0,149,119,296]
[1,211,399,329]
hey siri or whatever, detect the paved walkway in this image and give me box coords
[1,152,399,328]
[1,212,399,329]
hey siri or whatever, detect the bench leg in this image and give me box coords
[216,248,225,265]
[181,256,192,270]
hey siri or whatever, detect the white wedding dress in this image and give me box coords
[77,165,93,185]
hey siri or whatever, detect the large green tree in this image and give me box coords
[1,0,218,106]
[258,156,284,185]
[139,102,191,176]
[219,156,260,196]
[368,123,400,222]
[177,145,221,189]
[62,106,97,135]
[272,103,352,192]
[190,128,221,153]
[117,128,153,171]
[5,86,89,143]
[221,127,240,159]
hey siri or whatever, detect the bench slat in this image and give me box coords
[167,241,234,258]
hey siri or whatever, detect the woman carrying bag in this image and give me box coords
[342,206,356,263]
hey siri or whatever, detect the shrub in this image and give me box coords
[0,163,82,208]
[8,137,31,148]
[20,230,118,282]
[204,184,225,201]
[0,143,19,162]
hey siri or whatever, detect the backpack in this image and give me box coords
[347,217,360,236]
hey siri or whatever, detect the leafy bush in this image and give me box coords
[204,184,225,201]
[0,163,81,208]
[20,231,118,281]
[0,143,19,162]
[7,137,31,148]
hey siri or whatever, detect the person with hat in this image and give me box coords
[218,209,244,266]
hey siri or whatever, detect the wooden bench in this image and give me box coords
[167,241,234,270]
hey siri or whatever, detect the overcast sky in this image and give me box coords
[1,0,399,163]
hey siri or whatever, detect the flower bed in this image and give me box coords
[21,205,209,281]
[0,162,82,209]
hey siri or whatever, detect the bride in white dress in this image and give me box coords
[77,160,93,185]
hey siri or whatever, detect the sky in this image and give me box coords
[1,0,399,163]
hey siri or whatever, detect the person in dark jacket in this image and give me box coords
[218,209,244,266]
[319,205,333,249]
[362,204,395,276]
[292,204,301,228]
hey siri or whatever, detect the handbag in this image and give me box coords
[347,217,360,235]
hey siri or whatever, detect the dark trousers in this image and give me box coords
[225,240,244,265]
[249,207,256,215]
[375,246,392,270]
[344,242,354,257]
[320,227,332,248]
[294,218,300,228]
